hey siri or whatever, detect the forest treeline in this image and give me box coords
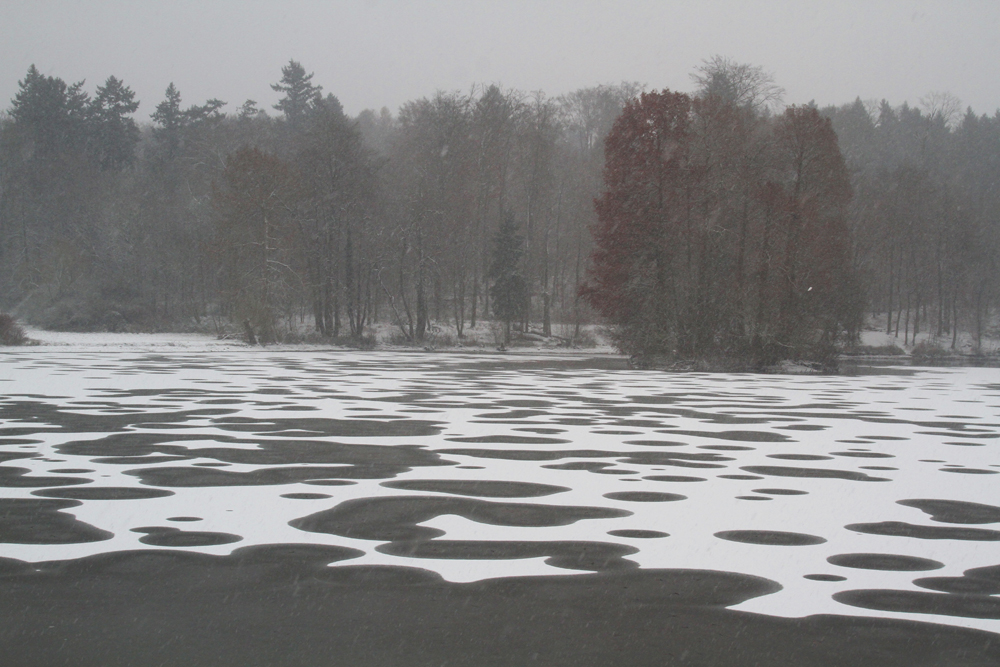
[0,59,998,352]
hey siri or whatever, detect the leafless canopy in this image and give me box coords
[919,91,963,128]
[691,56,784,113]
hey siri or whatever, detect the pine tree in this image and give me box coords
[186,98,226,124]
[9,65,91,160]
[151,83,186,159]
[271,60,322,128]
[90,76,139,170]
[238,99,264,120]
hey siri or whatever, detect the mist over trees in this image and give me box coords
[823,95,1000,351]
[1,58,998,357]
[584,90,859,365]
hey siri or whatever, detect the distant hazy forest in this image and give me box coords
[1,58,998,356]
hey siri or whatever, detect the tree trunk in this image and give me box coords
[454,274,465,338]
[242,319,257,346]
[345,227,357,336]
[975,288,984,353]
[936,259,944,337]
[886,255,894,334]
[470,276,478,328]
[415,228,427,342]
[952,292,958,350]
[904,292,910,346]
[323,278,333,336]
[542,293,551,337]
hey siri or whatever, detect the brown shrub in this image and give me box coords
[0,313,28,346]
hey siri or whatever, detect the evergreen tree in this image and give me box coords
[151,83,186,159]
[271,60,322,128]
[150,85,226,161]
[186,98,226,124]
[238,99,265,120]
[90,75,139,170]
[9,65,91,160]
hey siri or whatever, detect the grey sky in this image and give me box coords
[2,0,998,120]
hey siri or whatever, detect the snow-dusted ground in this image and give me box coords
[1,331,998,636]
[859,327,1000,355]
[21,323,619,354]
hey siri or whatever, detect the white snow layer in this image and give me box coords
[0,334,998,635]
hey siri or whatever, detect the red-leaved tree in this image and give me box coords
[584,93,863,365]
[584,91,692,354]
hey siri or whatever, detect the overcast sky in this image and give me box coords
[2,0,998,120]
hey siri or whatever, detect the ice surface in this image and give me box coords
[1,333,998,634]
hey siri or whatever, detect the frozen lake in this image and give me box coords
[1,344,999,661]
